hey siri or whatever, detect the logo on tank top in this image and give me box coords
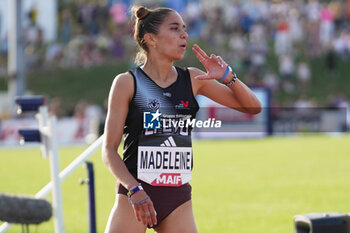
[163,92,172,98]
[175,100,190,109]
[147,99,160,110]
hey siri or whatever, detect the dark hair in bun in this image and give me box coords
[135,7,150,20]
[131,5,175,65]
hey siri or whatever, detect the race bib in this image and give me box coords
[137,136,192,186]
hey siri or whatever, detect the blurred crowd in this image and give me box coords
[0,0,350,113]
[0,1,348,68]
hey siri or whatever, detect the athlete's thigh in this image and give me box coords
[104,194,146,233]
[154,200,198,233]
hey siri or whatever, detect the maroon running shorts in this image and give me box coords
[117,178,192,228]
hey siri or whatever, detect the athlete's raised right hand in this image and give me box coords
[130,190,157,227]
[192,44,229,81]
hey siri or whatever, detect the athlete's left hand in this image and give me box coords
[192,44,228,80]
[130,190,157,227]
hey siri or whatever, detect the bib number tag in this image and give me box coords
[137,146,192,186]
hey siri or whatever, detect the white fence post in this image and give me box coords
[37,106,65,233]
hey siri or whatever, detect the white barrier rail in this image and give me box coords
[0,134,104,233]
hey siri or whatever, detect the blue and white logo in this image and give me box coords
[143,110,162,129]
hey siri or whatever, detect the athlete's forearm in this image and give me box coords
[102,145,139,190]
[226,77,262,114]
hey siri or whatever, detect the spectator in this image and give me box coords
[73,101,88,141]
[279,53,295,80]
[297,60,311,93]
[263,70,279,94]
[49,97,63,118]
[319,3,335,50]
[60,9,72,45]
[274,15,291,56]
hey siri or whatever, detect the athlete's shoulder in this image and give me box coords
[114,70,133,81]
[110,71,134,101]
[112,71,133,89]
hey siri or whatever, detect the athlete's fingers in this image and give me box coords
[133,205,142,222]
[141,201,153,227]
[192,44,209,63]
[212,55,224,68]
[141,203,150,226]
[146,206,154,227]
[193,47,206,63]
[139,210,146,226]
[217,56,226,66]
[193,44,209,58]
[147,201,157,226]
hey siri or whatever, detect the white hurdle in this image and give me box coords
[0,134,104,233]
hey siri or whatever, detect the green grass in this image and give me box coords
[1,135,350,232]
[26,61,131,114]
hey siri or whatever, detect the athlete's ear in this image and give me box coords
[144,33,157,49]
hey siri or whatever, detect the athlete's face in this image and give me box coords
[151,12,188,61]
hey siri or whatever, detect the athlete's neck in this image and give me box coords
[141,58,177,87]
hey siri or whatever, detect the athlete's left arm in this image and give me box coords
[189,44,262,114]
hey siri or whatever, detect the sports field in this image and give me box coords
[1,134,350,233]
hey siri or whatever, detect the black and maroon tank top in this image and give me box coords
[122,66,199,186]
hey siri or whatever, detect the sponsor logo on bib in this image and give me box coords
[151,173,182,186]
